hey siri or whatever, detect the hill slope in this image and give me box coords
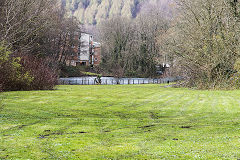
[62,0,170,25]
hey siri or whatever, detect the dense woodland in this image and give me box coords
[97,2,173,78]
[168,0,240,89]
[1,0,240,91]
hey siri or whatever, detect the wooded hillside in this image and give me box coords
[62,0,171,25]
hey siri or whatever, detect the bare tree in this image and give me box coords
[97,4,171,78]
[163,0,240,89]
[0,0,81,62]
[98,17,135,77]
[0,0,82,91]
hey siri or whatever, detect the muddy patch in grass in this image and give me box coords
[180,126,192,129]
[38,131,88,139]
[138,124,155,129]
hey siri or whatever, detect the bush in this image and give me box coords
[0,43,33,91]
[230,59,240,89]
[20,55,58,90]
[0,43,58,91]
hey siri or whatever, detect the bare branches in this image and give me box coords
[164,0,240,89]
[98,4,171,78]
[0,0,81,64]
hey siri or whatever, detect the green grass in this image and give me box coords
[1,85,240,159]
[82,72,101,76]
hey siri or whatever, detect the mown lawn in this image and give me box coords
[1,85,240,159]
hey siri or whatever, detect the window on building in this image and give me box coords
[95,58,98,61]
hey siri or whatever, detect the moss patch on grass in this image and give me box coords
[1,85,240,159]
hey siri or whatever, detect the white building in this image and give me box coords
[67,32,101,66]
[79,33,93,65]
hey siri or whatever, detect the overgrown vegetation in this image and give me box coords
[0,43,33,91]
[93,0,240,89]
[163,0,240,89]
[98,3,173,78]
[0,43,57,91]
[2,85,240,159]
[0,0,81,91]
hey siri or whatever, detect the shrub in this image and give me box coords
[0,43,33,91]
[20,55,58,90]
[230,59,240,89]
[0,42,58,91]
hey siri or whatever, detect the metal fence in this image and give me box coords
[59,77,179,85]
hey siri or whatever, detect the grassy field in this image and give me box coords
[1,85,240,159]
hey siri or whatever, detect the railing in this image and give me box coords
[59,77,179,85]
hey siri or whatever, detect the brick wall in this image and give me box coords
[94,47,101,65]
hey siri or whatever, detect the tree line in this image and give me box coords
[64,0,144,25]
[97,0,240,89]
[162,0,240,89]
[2,0,240,90]
[0,0,80,91]
[97,1,173,78]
